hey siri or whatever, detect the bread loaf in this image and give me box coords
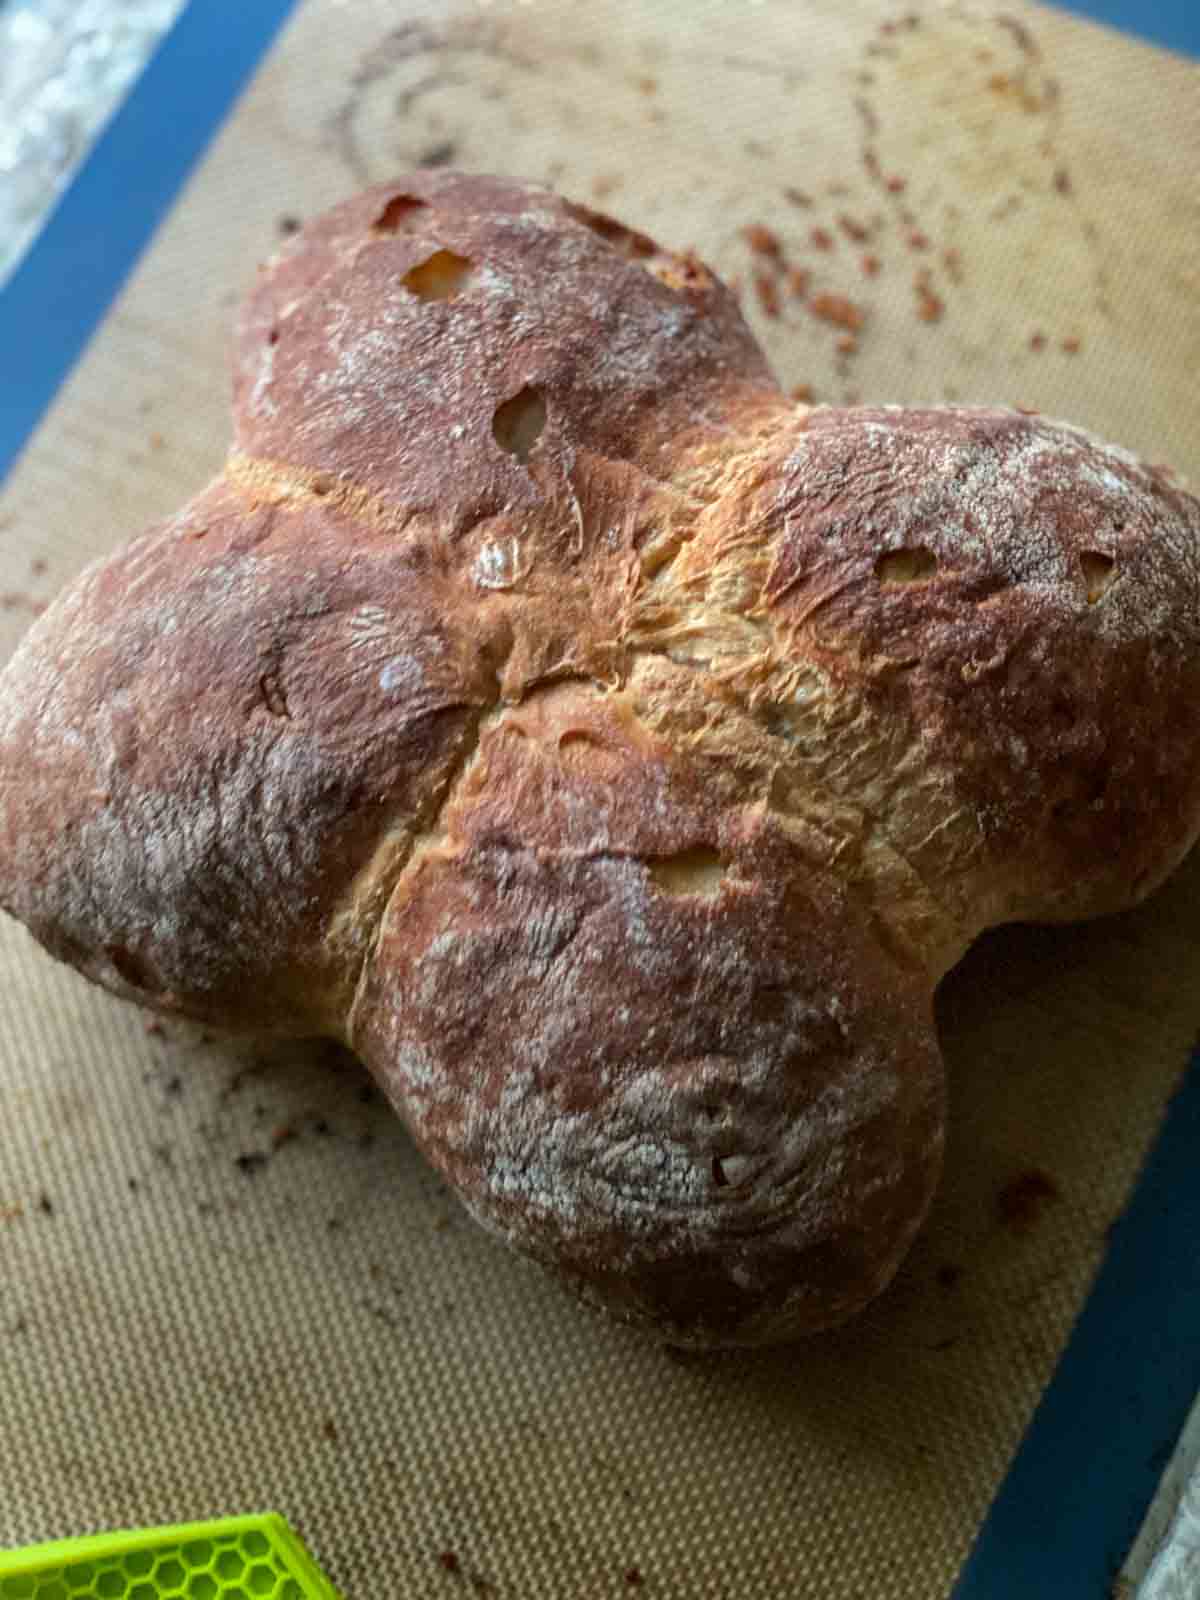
[3,171,1199,1345]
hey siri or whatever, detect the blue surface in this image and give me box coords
[954,1052,1200,1597]
[1,3,1198,1596]
[1053,0,1200,58]
[0,0,299,485]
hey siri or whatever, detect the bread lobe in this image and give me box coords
[355,687,943,1345]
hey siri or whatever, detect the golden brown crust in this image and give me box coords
[1,172,1199,1343]
[761,407,1200,940]
[633,403,1200,973]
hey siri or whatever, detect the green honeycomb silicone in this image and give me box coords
[0,1515,343,1600]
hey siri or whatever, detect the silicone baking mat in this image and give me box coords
[2,3,1198,1595]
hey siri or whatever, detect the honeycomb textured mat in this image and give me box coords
[0,1518,339,1600]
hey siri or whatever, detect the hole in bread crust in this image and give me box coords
[557,730,607,775]
[876,546,939,585]
[259,671,290,718]
[564,201,657,259]
[648,847,727,898]
[564,201,711,296]
[373,194,427,233]
[1080,550,1115,603]
[403,249,472,301]
[646,252,712,295]
[493,386,547,463]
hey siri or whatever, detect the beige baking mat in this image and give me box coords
[3,2,1199,1594]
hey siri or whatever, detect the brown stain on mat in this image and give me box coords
[996,1168,1061,1233]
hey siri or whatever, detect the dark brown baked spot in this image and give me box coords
[402,249,472,301]
[107,944,151,990]
[372,194,427,233]
[1080,550,1115,604]
[876,545,939,585]
[492,386,547,464]
[648,846,726,897]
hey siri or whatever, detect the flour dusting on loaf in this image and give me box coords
[2,173,1199,1344]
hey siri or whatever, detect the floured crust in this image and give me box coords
[356,686,944,1345]
[0,475,494,1030]
[1,172,1198,1343]
[632,405,1200,972]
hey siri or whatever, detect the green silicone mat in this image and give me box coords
[0,1516,342,1600]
